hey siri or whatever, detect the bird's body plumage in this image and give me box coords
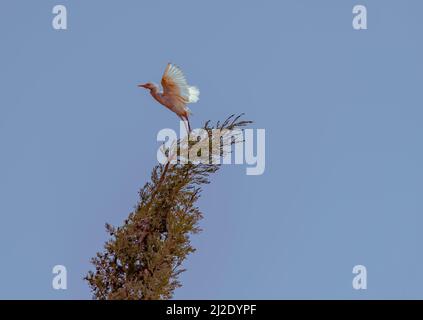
[139,63,200,133]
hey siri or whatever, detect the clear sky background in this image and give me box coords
[0,0,422,299]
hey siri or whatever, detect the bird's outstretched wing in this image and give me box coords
[161,63,200,103]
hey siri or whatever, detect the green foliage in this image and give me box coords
[85,115,251,300]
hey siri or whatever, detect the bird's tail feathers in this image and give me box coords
[187,86,200,103]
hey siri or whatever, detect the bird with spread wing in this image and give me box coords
[138,63,200,133]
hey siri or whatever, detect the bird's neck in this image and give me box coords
[149,86,163,103]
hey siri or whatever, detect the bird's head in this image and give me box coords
[138,82,155,90]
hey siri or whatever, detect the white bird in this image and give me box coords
[138,63,200,133]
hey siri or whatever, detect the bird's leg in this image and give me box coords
[180,116,190,136]
[186,117,192,133]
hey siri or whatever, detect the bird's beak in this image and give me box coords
[138,83,147,88]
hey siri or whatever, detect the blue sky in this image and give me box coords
[0,0,423,299]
